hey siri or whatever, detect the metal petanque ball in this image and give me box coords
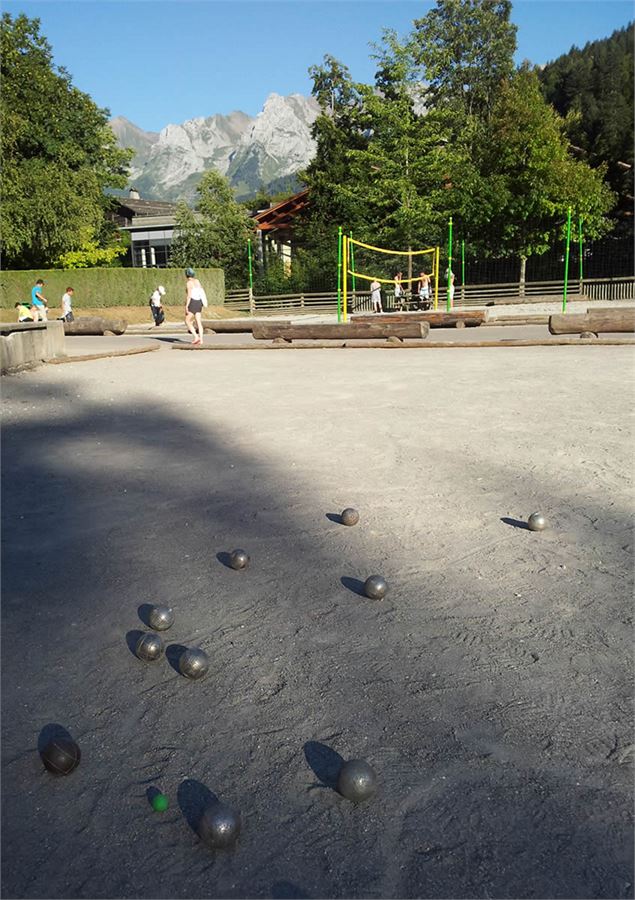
[364,575,388,600]
[148,605,175,632]
[337,759,378,803]
[341,508,360,526]
[136,632,164,662]
[179,647,209,680]
[527,512,548,532]
[229,549,249,570]
[40,738,81,776]
[199,802,242,849]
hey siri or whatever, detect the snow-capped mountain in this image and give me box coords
[110,93,320,202]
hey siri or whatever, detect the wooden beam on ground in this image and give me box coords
[251,322,429,341]
[172,336,635,351]
[548,308,635,335]
[201,319,291,333]
[351,310,488,328]
[64,316,127,336]
[485,314,550,326]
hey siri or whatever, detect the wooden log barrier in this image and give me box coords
[548,308,635,335]
[252,322,429,341]
[64,316,127,336]
[351,310,487,328]
[201,319,291,333]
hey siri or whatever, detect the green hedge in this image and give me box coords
[0,267,225,309]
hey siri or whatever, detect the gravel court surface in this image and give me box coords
[2,346,634,899]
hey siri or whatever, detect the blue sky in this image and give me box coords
[4,0,633,131]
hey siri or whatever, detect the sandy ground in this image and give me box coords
[1,344,634,899]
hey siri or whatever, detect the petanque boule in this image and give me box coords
[136,632,164,662]
[337,759,377,803]
[40,737,81,776]
[341,508,360,526]
[199,802,241,848]
[148,605,175,631]
[229,549,249,570]
[364,574,388,600]
[527,512,547,532]
[179,647,210,680]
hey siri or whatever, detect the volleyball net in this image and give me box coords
[340,235,440,320]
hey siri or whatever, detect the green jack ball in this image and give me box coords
[152,793,169,812]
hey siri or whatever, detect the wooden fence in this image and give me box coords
[225,276,635,315]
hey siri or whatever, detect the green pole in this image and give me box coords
[349,231,356,292]
[447,217,453,311]
[461,239,465,285]
[247,238,254,292]
[247,237,255,315]
[578,216,584,284]
[337,226,343,323]
[562,206,572,313]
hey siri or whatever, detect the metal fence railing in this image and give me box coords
[225,277,634,315]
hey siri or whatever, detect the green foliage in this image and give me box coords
[411,0,517,121]
[298,0,619,285]
[57,240,127,269]
[0,13,132,268]
[538,23,634,235]
[466,67,614,263]
[169,171,254,288]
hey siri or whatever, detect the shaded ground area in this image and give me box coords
[2,346,634,899]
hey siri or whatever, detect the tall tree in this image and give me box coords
[539,24,634,236]
[411,0,517,121]
[466,66,615,284]
[0,13,131,268]
[169,171,254,287]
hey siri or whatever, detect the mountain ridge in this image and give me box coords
[110,93,319,203]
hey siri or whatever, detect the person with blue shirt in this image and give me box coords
[31,279,49,321]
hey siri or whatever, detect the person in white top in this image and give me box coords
[370,279,383,314]
[184,267,206,345]
[61,287,74,322]
[149,285,165,326]
[394,271,406,311]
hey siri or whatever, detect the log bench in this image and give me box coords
[64,316,127,336]
[351,310,488,328]
[201,319,291,333]
[548,307,635,335]
[252,322,429,342]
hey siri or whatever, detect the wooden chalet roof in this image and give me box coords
[252,189,309,232]
[115,198,179,217]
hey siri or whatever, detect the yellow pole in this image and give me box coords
[343,234,348,322]
[434,246,440,310]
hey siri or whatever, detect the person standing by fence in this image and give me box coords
[370,278,383,314]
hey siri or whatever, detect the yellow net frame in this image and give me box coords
[342,236,440,319]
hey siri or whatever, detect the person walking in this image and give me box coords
[370,278,383,314]
[149,285,166,326]
[184,268,207,345]
[61,287,75,322]
[31,279,48,321]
